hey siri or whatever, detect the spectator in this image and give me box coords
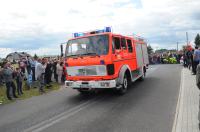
[62,64,66,83]
[35,58,40,80]
[189,49,195,74]
[56,61,63,84]
[19,58,26,74]
[53,59,58,82]
[28,56,36,81]
[35,59,46,93]
[157,55,161,64]
[26,70,32,89]
[2,62,18,100]
[0,66,4,85]
[183,51,188,67]
[26,56,32,74]
[193,46,200,75]
[186,50,193,70]
[178,53,182,64]
[15,68,23,95]
[45,59,53,87]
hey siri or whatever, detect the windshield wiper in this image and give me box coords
[82,52,100,57]
[66,52,100,58]
[66,54,81,57]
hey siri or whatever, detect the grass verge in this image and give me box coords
[0,82,60,104]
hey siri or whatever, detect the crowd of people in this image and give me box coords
[0,56,66,100]
[183,46,200,75]
[149,52,182,64]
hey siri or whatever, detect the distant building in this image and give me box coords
[6,52,31,62]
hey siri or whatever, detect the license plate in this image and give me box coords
[80,84,89,88]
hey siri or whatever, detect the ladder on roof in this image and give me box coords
[127,34,147,43]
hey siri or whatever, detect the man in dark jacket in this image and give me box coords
[15,68,23,95]
[45,59,53,87]
[53,59,58,82]
[2,62,18,100]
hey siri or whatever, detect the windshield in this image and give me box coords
[66,35,109,57]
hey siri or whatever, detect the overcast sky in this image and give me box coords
[0,0,200,58]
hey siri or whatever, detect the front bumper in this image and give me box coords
[65,80,116,89]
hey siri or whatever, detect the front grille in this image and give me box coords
[66,65,107,76]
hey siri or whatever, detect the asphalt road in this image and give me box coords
[0,64,182,132]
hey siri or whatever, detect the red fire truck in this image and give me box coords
[65,27,149,94]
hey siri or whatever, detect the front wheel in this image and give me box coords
[117,75,129,95]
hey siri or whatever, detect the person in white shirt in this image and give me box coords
[35,59,46,93]
[56,61,63,84]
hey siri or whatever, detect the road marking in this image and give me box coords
[172,68,184,132]
[23,96,103,132]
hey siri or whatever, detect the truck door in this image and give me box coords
[112,36,123,76]
[126,39,137,70]
[121,37,128,59]
[112,36,122,60]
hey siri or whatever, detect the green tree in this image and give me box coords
[195,33,200,47]
[34,54,38,60]
[147,45,153,55]
[155,49,167,54]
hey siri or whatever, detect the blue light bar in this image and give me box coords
[73,27,112,38]
[105,27,111,32]
[95,29,104,33]
[73,33,78,37]
[73,32,84,37]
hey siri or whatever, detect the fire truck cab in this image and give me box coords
[65,27,149,94]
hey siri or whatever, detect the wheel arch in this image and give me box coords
[117,65,132,85]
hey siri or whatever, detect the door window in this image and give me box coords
[121,37,127,50]
[113,37,121,50]
[126,39,133,53]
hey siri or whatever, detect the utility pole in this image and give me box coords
[177,42,179,52]
[186,32,189,45]
[60,42,65,57]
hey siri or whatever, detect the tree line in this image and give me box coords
[195,33,200,47]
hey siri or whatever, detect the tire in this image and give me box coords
[117,74,129,95]
[139,67,146,81]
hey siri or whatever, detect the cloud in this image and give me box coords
[0,0,200,58]
[0,48,13,58]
